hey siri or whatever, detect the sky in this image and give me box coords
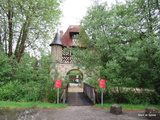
[59,0,125,32]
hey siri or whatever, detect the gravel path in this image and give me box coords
[35,106,148,120]
[1,106,159,120]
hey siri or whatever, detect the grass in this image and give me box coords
[94,103,160,110]
[0,101,68,109]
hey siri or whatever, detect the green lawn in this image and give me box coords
[94,103,160,110]
[0,101,68,109]
[1,101,159,111]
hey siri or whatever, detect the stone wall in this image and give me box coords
[50,63,87,81]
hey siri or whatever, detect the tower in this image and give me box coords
[50,25,87,81]
[50,30,63,63]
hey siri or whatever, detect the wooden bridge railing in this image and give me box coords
[60,83,69,103]
[83,83,100,104]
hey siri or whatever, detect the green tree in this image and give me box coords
[72,0,160,94]
[0,0,62,62]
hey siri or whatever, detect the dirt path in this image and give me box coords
[1,106,158,120]
[35,106,148,120]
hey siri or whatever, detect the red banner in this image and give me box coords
[55,79,62,88]
[69,78,80,79]
[99,79,105,88]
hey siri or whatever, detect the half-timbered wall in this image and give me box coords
[62,49,73,64]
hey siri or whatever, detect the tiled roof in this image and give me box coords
[61,25,80,47]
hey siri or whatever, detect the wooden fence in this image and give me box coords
[83,83,99,104]
[60,83,69,103]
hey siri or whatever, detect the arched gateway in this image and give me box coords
[50,25,87,81]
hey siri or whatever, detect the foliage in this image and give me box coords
[0,0,65,103]
[103,89,159,105]
[0,0,62,62]
[0,50,12,86]
[0,51,65,103]
[12,53,37,82]
[94,103,160,110]
[70,0,160,102]
[68,73,83,79]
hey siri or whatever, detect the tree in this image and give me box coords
[0,0,62,62]
[71,0,160,93]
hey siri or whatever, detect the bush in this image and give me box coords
[0,79,61,102]
[0,52,67,103]
[0,80,24,101]
[0,51,12,85]
[103,89,159,105]
[85,77,159,105]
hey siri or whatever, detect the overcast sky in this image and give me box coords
[59,0,125,32]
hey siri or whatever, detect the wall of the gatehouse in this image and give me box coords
[50,63,87,81]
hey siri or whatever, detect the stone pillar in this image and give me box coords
[145,107,159,119]
[110,104,122,115]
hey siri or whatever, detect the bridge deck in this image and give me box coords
[67,83,93,106]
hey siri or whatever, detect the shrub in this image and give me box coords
[0,51,12,86]
[0,80,24,101]
[102,89,159,105]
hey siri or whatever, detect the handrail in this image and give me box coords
[83,83,98,104]
[60,83,69,103]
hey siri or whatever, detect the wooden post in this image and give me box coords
[93,87,96,104]
[83,83,97,104]
[63,89,66,104]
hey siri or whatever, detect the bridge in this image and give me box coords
[60,83,99,106]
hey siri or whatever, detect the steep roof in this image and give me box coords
[61,25,80,47]
[50,30,63,46]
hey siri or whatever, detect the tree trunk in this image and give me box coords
[2,18,8,54]
[147,0,153,33]
[4,35,7,55]
[15,25,23,58]
[34,59,39,70]
[16,16,30,63]
[0,34,3,51]
[155,0,160,15]
[7,0,13,57]
[0,34,2,46]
